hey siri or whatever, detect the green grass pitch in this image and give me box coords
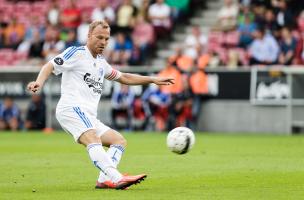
[0,131,304,200]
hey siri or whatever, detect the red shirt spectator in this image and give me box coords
[132,16,154,47]
[60,0,81,29]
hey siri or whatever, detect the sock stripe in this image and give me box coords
[110,144,125,153]
[112,150,118,162]
[87,143,102,151]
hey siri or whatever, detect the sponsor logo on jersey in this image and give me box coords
[83,73,103,94]
[54,57,64,65]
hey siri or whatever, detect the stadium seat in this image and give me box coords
[225,31,240,46]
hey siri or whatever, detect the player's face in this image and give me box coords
[88,25,110,56]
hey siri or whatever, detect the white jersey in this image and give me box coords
[50,45,121,116]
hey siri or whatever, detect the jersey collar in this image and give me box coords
[85,45,97,60]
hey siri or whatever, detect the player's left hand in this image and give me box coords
[152,77,175,85]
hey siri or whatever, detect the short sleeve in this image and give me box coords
[50,46,85,75]
[104,61,122,81]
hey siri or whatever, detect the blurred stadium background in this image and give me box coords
[1,0,304,133]
[1,1,304,199]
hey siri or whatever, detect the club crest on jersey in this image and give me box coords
[54,57,64,65]
[83,73,103,94]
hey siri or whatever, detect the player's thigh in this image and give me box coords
[56,107,97,144]
[99,129,127,147]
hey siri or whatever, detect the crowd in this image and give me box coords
[111,56,208,132]
[0,0,200,66]
[0,95,46,131]
[3,0,304,132]
[172,0,304,69]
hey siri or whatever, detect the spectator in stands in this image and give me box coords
[0,14,8,48]
[17,16,46,54]
[272,0,294,28]
[237,5,254,26]
[278,27,297,65]
[183,26,208,59]
[137,0,151,21]
[238,14,257,47]
[65,29,80,49]
[298,10,304,33]
[116,0,138,33]
[102,36,115,63]
[294,35,304,65]
[60,0,81,30]
[91,0,115,25]
[148,0,171,39]
[3,17,25,49]
[167,75,193,130]
[131,15,155,64]
[27,30,44,65]
[263,9,280,38]
[213,0,239,31]
[252,3,266,26]
[189,66,208,129]
[0,97,21,131]
[165,0,190,22]
[42,26,65,61]
[47,0,60,26]
[249,26,279,65]
[25,94,46,130]
[294,11,304,65]
[111,84,135,130]
[142,84,171,131]
[158,57,183,95]
[112,32,132,65]
[128,42,141,65]
[171,47,194,72]
[24,16,45,42]
[108,0,123,11]
[77,12,91,45]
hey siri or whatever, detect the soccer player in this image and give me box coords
[27,20,174,190]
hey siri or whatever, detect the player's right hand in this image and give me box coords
[27,81,40,93]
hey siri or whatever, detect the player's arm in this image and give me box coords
[27,62,54,93]
[116,73,174,86]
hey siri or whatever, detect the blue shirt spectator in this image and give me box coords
[25,94,46,130]
[249,28,279,65]
[111,85,135,130]
[238,15,257,47]
[112,32,133,65]
[278,27,297,65]
[0,97,21,130]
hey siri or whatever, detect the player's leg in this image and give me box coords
[56,107,146,190]
[94,120,146,189]
[97,129,127,184]
[78,129,123,183]
[81,130,146,190]
[56,108,122,182]
[101,129,127,167]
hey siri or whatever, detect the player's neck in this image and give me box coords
[86,45,97,58]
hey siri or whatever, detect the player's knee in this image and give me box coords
[117,136,127,147]
[79,130,100,146]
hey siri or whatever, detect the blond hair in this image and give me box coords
[88,20,110,34]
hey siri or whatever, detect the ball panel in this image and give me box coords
[166,127,195,154]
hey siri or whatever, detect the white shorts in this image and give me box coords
[56,106,111,142]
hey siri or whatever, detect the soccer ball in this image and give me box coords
[166,127,195,154]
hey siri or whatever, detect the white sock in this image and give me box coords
[98,144,125,183]
[87,143,122,183]
[107,144,125,167]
